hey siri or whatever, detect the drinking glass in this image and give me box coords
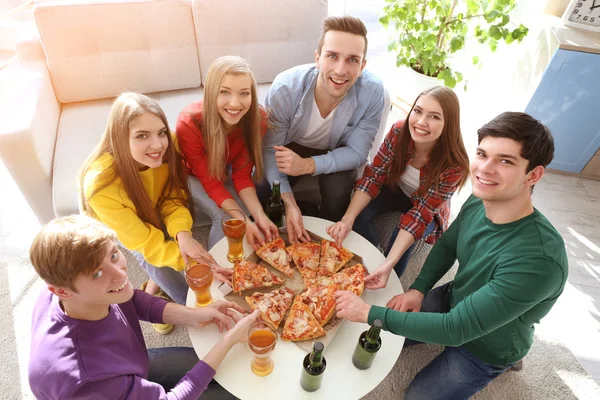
[247,320,278,376]
[221,209,247,262]
[185,259,214,307]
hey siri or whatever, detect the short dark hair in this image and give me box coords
[317,16,368,59]
[477,112,555,173]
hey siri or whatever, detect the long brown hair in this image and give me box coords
[387,86,469,193]
[194,55,264,182]
[79,92,192,230]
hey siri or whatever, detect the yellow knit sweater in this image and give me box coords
[83,153,191,271]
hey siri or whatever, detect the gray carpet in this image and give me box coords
[2,226,600,399]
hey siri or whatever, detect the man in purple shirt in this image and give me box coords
[28,215,258,399]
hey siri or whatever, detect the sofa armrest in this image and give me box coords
[0,60,60,224]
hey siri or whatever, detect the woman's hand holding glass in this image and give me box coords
[177,231,232,285]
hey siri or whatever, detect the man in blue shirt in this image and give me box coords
[262,16,386,243]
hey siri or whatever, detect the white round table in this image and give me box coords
[187,216,405,400]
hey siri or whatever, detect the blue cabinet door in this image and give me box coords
[525,49,600,173]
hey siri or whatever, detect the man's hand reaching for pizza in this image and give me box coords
[334,290,370,323]
[283,199,311,244]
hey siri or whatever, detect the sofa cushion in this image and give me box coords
[191,0,327,84]
[52,84,272,224]
[34,0,201,103]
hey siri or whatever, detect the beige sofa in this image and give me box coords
[0,0,390,225]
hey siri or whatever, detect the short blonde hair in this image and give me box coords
[30,215,116,291]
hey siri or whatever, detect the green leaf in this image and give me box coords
[472,55,480,64]
[489,25,502,40]
[449,37,465,53]
[485,10,501,23]
[379,15,389,29]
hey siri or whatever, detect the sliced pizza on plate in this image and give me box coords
[245,287,295,329]
[318,240,354,276]
[231,259,284,293]
[299,284,337,326]
[281,295,326,341]
[255,237,294,278]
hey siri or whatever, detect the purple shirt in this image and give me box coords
[29,289,215,399]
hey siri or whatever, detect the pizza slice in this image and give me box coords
[255,238,294,278]
[318,240,354,276]
[245,287,295,329]
[231,259,284,293]
[299,284,337,326]
[286,242,321,272]
[333,263,367,296]
[281,296,326,341]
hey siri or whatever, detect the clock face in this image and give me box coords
[568,0,600,27]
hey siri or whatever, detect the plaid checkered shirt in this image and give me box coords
[355,121,466,244]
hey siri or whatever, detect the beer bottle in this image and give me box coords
[352,319,382,370]
[300,341,326,391]
[266,180,284,228]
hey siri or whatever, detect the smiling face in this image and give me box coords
[66,241,133,309]
[471,136,539,202]
[408,94,445,145]
[314,30,366,102]
[128,112,169,169]
[217,73,252,130]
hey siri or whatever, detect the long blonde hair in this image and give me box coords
[79,92,192,230]
[193,55,264,182]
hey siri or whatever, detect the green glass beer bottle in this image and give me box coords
[266,180,284,228]
[352,319,382,370]
[300,341,326,391]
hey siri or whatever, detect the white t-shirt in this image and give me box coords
[397,164,420,197]
[295,98,336,150]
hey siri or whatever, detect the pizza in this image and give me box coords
[313,263,366,296]
[318,240,354,276]
[299,284,337,326]
[333,263,366,296]
[286,242,321,272]
[231,259,284,293]
[281,296,326,341]
[255,238,294,278]
[245,287,295,329]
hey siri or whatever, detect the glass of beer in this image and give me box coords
[221,209,247,262]
[248,320,277,377]
[185,259,214,307]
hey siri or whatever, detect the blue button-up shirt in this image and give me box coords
[264,64,385,193]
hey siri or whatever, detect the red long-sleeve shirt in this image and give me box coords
[355,120,466,244]
[176,102,267,207]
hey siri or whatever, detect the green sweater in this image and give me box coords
[368,195,568,366]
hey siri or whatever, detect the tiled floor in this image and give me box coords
[2,0,600,391]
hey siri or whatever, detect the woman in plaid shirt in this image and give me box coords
[326,86,469,286]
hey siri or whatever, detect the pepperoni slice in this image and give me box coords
[244,274,252,281]
[270,246,279,252]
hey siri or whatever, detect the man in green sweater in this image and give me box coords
[335,112,568,399]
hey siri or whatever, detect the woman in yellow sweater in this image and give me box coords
[79,92,231,311]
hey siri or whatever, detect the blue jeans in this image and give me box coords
[147,347,236,399]
[353,185,434,277]
[404,283,513,399]
[188,175,250,250]
[132,251,188,305]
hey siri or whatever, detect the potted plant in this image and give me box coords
[380,0,529,88]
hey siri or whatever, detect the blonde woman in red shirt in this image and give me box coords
[327,86,470,285]
[177,56,278,250]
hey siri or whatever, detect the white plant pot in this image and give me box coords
[396,66,442,106]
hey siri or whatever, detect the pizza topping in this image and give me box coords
[270,311,281,321]
[270,246,279,252]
